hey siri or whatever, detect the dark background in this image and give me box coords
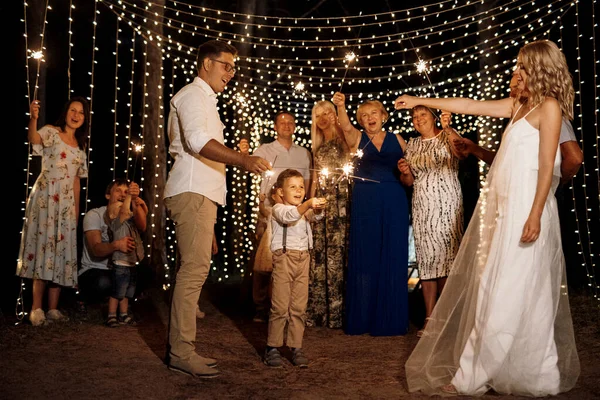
[4,0,598,316]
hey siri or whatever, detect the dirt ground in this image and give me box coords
[0,284,598,400]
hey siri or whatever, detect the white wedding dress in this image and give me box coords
[405,106,580,396]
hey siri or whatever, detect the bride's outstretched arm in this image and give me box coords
[521,97,562,243]
[394,95,514,119]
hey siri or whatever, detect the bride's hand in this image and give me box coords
[520,215,541,243]
[394,95,417,110]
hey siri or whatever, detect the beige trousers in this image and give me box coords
[165,192,216,360]
[267,249,310,348]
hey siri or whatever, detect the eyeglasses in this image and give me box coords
[210,59,236,74]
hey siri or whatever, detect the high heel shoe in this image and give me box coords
[440,384,458,394]
[416,317,431,338]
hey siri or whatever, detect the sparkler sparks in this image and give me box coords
[28,50,44,60]
[233,92,248,108]
[130,142,144,182]
[293,81,305,92]
[415,58,431,74]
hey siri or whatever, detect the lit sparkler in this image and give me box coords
[233,92,248,108]
[339,51,359,92]
[293,81,305,93]
[129,142,143,182]
[415,58,431,74]
[28,50,44,60]
[263,155,278,191]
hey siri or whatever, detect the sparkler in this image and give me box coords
[415,58,431,74]
[339,51,359,93]
[317,160,379,198]
[232,92,249,108]
[28,49,45,103]
[263,155,278,191]
[129,143,143,183]
[293,81,305,93]
[28,50,44,60]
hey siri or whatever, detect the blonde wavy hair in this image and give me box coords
[355,100,389,128]
[310,100,348,155]
[519,40,574,120]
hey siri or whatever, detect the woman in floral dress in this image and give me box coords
[306,100,350,328]
[17,97,89,326]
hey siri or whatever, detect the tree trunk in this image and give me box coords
[141,0,167,286]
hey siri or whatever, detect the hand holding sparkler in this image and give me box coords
[29,100,40,121]
[440,110,452,129]
[308,197,328,214]
[394,94,419,110]
[128,181,141,199]
[331,92,346,108]
[242,155,271,174]
[397,158,411,176]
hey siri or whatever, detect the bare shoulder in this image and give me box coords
[540,96,560,111]
[537,97,561,121]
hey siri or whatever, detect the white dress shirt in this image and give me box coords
[164,77,227,205]
[559,118,576,144]
[270,204,323,252]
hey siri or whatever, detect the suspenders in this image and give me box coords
[282,224,288,253]
[280,218,311,254]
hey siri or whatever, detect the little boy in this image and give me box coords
[263,169,326,368]
[104,182,146,327]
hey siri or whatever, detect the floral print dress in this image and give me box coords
[16,127,88,287]
[307,139,349,328]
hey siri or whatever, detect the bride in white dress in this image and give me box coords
[394,39,580,397]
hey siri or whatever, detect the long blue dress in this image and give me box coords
[345,131,409,336]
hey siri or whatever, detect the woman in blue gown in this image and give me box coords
[332,92,410,336]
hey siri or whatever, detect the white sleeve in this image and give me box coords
[176,89,212,154]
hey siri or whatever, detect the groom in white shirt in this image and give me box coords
[163,39,270,379]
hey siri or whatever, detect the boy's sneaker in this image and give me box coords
[291,348,309,368]
[29,308,46,326]
[119,314,137,326]
[106,315,120,328]
[46,309,69,322]
[196,305,205,319]
[263,348,283,368]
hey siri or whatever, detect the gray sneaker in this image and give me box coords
[263,348,283,368]
[292,348,309,368]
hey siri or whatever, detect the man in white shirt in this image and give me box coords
[163,39,270,379]
[240,111,312,322]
